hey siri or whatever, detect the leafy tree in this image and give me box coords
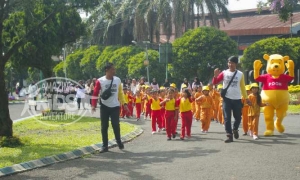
[0,0,93,138]
[107,46,143,80]
[54,49,85,80]
[128,50,166,85]
[286,38,300,69]
[80,45,104,79]
[96,45,121,74]
[258,0,300,21]
[240,37,299,71]
[7,4,86,80]
[171,27,238,84]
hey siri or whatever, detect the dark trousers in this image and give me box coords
[29,97,37,110]
[100,104,121,147]
[222,97,243,135]
[77,97,85,109]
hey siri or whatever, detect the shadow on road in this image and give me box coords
[4,147,220,180]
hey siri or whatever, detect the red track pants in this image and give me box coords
[128,102,133,117]
[161,108,166,128]
[145,104,151,118]
[165,110,176,138]
[135,103,141,119]
[151,110,162,132]
[180,111,193,138]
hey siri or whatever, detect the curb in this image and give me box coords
[9,101,48,104]
[0,122,143,177]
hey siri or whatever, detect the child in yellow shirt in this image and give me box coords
[149,90,162,134]
[176,88,193,140]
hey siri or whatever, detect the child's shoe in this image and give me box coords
[253,135,259,140]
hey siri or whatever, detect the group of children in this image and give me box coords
[120,82,266,141]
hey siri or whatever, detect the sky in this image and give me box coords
[227,0,268,11]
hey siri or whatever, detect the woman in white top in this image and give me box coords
[76,80,86,110]
[151,78,159,90]
[180,78,191,92]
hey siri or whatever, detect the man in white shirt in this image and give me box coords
[212,56,250,143]
[92,63,128,152]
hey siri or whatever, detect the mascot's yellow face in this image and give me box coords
[263,54,289,77]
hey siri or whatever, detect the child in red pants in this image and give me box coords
[176,88,193,140]
[148,90,162,134]
[160,88,178,140]
[127,90,134,118]
[134,91,142,121]
[120,87,129,118]
[159,87,166,130]
[143,86,151,120]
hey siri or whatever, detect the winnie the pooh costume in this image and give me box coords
[253,54,294,136]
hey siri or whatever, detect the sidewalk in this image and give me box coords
[2,114,300,180]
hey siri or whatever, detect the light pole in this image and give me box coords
[10,68,13,95]
[62,44,67,79]
[290,12,293,38]
[132,40,150,83]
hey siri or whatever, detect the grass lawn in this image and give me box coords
[260,105,300,113]
[0,116,136,168]
[287,105,300,113]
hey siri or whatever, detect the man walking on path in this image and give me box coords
[92,63,129,152]
[212,56,250,143]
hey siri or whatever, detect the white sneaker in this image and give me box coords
[152,131,156,135]
[201,130,206,134]
[248,130,253,137]
[205,131,208,133]
[157,128,161,133]
[253,135,259,140]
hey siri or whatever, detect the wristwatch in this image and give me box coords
[124,103,128,106]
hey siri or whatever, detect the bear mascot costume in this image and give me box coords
[253,54,294,136]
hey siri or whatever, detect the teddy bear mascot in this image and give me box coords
[253,54,294,136]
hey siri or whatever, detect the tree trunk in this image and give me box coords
[0,62,13,137]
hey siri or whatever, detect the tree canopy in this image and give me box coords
[171,27,238,84]
[258,0,300,21]
[241,37,300,71]
[128,50,166,84]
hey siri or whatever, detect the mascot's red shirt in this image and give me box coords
[255,74,293,90]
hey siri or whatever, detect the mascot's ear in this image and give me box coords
[263,54,270,61]
[283,56,289,62]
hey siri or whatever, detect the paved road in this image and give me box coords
[6,104,300,180]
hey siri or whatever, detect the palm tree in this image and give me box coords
[194,0,231,28]
[87,0,231,44]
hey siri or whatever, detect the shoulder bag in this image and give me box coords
[101,77,114,100]
[221,70,237,99]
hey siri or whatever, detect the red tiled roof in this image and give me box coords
[219,13,300,36]
[156,11,300,43]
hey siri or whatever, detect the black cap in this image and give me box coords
[228,56,239,64]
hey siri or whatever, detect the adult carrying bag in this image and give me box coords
[101,77,114,100]
[221,70,237,99]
